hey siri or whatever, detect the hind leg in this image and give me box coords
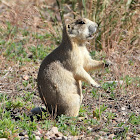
[77,80,83,103]
[65,81,83,117]
[64,93,81,117]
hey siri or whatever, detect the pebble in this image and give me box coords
[56,137,63,140]
[35,136,41,140]
[98,136,104,140]
[51,127,59,134]
[87,126,92,131]
[62,136,68,140]
[126,136,131,140]
[33,130,41,136]
[22,75,29,80]
[122,112,127,116]
[106,80,123,85]
[112,120,117,125]
[108,134,115,139]
[44,136,49,139]
[121,107,125,111]
[24,135,29,139]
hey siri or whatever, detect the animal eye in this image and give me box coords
[78,21,85,24]
[68,25,70,28]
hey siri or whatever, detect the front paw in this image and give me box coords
[91,83,101,88]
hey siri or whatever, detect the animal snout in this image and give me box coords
[89,23,98,34]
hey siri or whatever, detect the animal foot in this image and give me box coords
[91,83,101,88]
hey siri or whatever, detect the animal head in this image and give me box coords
[66,18,98,41]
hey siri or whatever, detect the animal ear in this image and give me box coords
[76,19,85,24]
[78,20,85,24]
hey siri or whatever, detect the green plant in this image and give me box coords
[122,126,129,139]
[125,75,133,86]
[128,113,140,125]
[79,105,87,117]
[91,88,98,98]
[42,120,52,130]
[116,122,125,127]
[106,111,115,125]
[56,115,69,133]
[70,125,79,136]
[0,110,18,138]
[93,104,107,119]
[102,82,116,99]
[6,98,24,110]
[23,91,34,102]
[22,80,29,87]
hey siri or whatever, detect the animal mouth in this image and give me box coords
[89,34,93,37]
[87,33,96,39]
[87,28,98,39]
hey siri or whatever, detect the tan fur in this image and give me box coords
[37,18,104,117]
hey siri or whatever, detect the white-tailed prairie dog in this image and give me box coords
[37,18,105,117]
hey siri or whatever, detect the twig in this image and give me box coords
[99,91,102,122]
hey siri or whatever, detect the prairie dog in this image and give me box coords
[37,18,104,117]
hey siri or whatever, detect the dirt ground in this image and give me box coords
[0,0,140,139]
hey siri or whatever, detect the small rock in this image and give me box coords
[47,127,59,138]
[44,136,49,139]
[55,137,63,140]
[50,127,59,134]
[18,136,25,140]
[72,136,79,140]
[55,132,63,137]
[62,136,68,140]
[98,136,104,140]
[126,136,131,140]
[24,135,29,138]
[121,107,125,111]
[28,53,33,59]
[112,120,117,125]
[33,130,41,136]
[122,112,127,116]
[112,109,117,113]
[87,126,92,131]
[78,117,87,121]
[22,75,29,80]
[35,136,41,140]
[108,134,114,139]
[106,80,123,85]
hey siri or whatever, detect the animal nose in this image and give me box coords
[89,23,98,34]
